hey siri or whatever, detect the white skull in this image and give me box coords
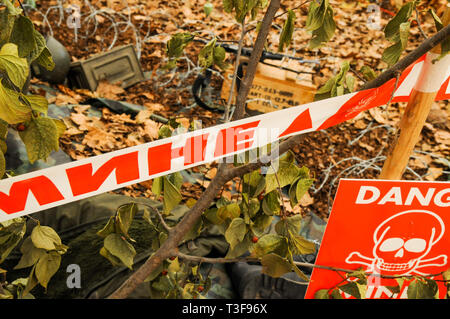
[372,210,444,275]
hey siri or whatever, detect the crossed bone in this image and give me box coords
[345,251,448,275]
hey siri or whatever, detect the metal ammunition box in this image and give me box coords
[68,44,145,91]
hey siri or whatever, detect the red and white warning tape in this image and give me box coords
[0,53,448,222]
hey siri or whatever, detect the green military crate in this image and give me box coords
[68,44,145,91]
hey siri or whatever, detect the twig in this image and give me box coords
[225,20,247,122]
[140,203,172,232]
[381,70,401,118]
[415,7,428,40]
[270,162,288,216]
[177,252,448,281]
[245,0,311,33]
[349,66,367,84]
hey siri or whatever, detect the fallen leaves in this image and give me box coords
[62,105,161,158]
[95,81,125,100]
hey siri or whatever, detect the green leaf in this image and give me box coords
[225,217,247,250]
[262,190,280,216]
[164,32,194,69]
[163,176,182,215]
[22,264,39,297]
[152,176,163,197]
[2,0,22,16]
[103,233,136,269]
[314,289,330,299]
[252,234,288,258]
[213,45,229,70]
[382,20,410,66]
[0,43,29,89]
[223,0,234,13]
[21,93,48,115]
[0,138,6,153]
[339,282,361,299]
[225,233,252,259]
[275,214,302,237]
[99,246,122,267]
[407,278,421,299]
[385,284,401,295]
[360,66,377,81]
[278,10,295,52]
[217,202,241,221]
[35,251,61,289]
[30,225,61,251]
[306,0,327,32]
[14,237,45,269]
[382,41,403,66]
[0,4,18,47]
[292,262,309,282]
[0,151,4,179]
[251,214,273,236]
[168,171,183,189]
[204,2,213,17]
[315,61,351,100]
[261,253,292,278]
[117,203,137,238]
[346,267,367,281]
[28,29,47,63]
[407,277,437,299]
[429,8,443,30]
[34,47,55,71]
[19,116,59,164]
[309,6,335,49]
[198,38,216,69]
[265,162,300,194]
[330,288,343,299]
[288,230,316,255]
[296,178,314,202]
[346,74,355,93]
[0,81,32,124]
[384,2,414,40]
[243,169,264,198]
[52,118,66,138]
[0,217,26,263]
[0,119,8,140]
[97,216,115,238]
[382,2,413,66]
[429,9,450,60]
[9,15,37,58]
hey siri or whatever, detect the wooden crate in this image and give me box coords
[221,60,317,113]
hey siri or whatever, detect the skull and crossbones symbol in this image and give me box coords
[345,210,448,276]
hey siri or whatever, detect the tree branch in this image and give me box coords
[108,9,450,300]
[177,252,447,281]
[108,1,281,299]
[232,0,282,120]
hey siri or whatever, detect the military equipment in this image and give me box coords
[67,44,145,91]
[31,36,71,85]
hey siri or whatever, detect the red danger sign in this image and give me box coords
[305,179,450,299]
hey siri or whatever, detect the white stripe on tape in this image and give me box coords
[414,52,450,93]
[0,55,448,222]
